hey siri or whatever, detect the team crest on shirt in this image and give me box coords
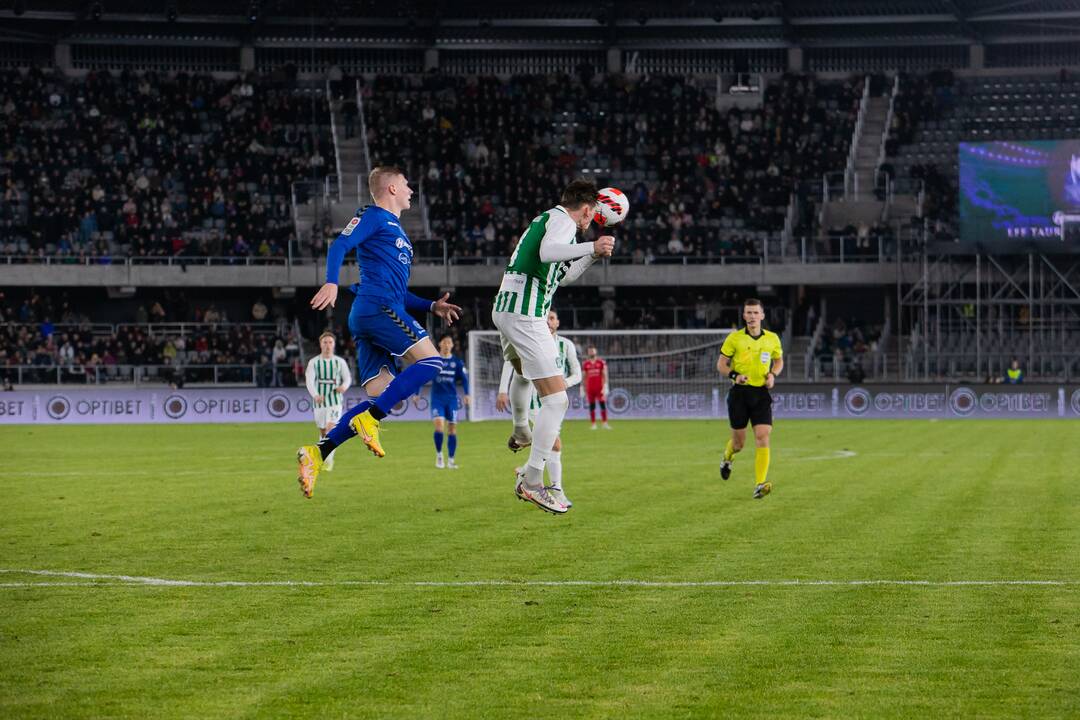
[341,217,360,236]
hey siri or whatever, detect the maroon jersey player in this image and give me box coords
[581,345,610,429]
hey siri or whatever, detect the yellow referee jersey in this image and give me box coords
[720,328,783,387]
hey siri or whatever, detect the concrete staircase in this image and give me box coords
[852,95,889,200]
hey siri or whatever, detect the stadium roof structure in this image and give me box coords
[4,1,1080,49]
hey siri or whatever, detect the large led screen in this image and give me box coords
[959,140,1080,244]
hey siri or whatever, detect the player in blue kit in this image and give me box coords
[421,335,470,469]
[296,165,462,498]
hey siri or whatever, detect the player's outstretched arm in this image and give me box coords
[562,235,615,285]
[311,283,338,310]
[314,212,368,309]
[431,292,462,325]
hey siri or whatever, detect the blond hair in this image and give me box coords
[369,165,404,201]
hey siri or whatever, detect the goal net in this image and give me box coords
[467,329,732,421]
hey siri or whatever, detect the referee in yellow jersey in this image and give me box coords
[716,298,784,499]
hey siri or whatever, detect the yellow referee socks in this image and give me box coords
[754,447,771,485]
[724,438,736,462]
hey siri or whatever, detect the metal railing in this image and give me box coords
[326,76,344,198]
[875,74,900,190]
[0,235,914,270]
[355,78,373,180]
[844,75,871,199]
[1,363,300,387]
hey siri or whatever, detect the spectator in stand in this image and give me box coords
[363,72,862,262]
[1004,358,1024,384]
[0,68,330,261]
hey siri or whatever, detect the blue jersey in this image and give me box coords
[431,355,469,399]
[326,205,413,305]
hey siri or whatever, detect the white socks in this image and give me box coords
[524,390,568,487]
[510,372,532,432]
[547,450,562,489]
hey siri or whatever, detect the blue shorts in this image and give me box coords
[430,395,459,423]
[348,298,429,386]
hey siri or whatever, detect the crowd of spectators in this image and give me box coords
[363,71,862,262]
[0,67,330,261]
[815,317,882,381]
[0,290,303,386]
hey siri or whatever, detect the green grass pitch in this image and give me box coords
[2,419,1079,718]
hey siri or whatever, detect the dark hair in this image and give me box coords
[560,179,599,210]
[743,298,764,308]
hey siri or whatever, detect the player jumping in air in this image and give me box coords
[716,298,784,499]
[304,331,352,473]
[581,345,610,429]
[421,335,469,469]
[296,165,462,499]
[497,309,581,507]
[493,179,615,514]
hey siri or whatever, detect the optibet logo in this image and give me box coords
[949,387,978,416]
[267,394,290,418]
[607,388,631,415]
[1071,389,1080,416]
[843,388,871,416]
[46,395,71,420]
[163,394,188,419]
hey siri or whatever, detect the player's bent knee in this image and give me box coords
[540,389,569,413]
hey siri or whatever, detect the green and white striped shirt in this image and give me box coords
[495,206,579,318]
[305,354,351,407]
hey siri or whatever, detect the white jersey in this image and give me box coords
[305,354,351,408]
[499,335,580,410]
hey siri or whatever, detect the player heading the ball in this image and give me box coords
[492,178,623,514]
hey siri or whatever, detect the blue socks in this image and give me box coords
[316,357,444,461]
[371,357,443,419]
[321,400,372,455]
[448,434,457,458]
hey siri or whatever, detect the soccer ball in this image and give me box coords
[594,187,629,227]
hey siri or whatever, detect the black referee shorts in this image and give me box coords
[726,384,773,429]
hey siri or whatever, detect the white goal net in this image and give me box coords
[467,330,732,421]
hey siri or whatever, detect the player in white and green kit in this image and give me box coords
[497,309,581,507]
[492,179,614,514]
[305,332,352,471]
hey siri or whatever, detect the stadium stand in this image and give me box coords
[364,72,862,262]
[0,68,331,260]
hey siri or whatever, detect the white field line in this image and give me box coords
[0,570,1075,589]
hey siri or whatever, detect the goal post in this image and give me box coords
[467,329,733,421]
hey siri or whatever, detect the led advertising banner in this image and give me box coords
[1,385,1079,423]
[959,140,1080,246]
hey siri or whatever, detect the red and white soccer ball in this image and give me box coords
[594,187,630,227]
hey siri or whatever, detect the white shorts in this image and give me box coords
[313,404,343,429]
[492,310,561,380]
